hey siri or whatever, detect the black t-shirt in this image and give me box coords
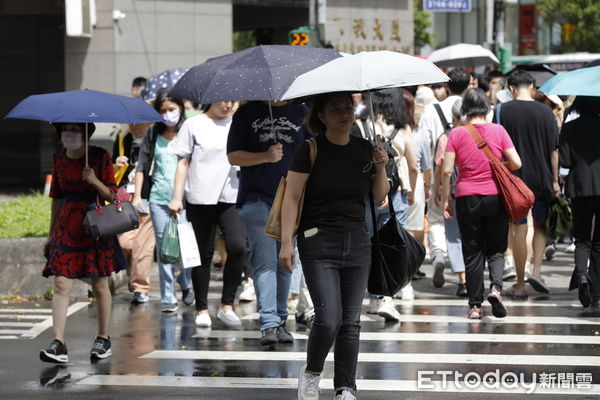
[226,101,310,207]
[289,134,373,233]
[496,100,558,202]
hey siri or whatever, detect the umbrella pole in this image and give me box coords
[368,91,376,143]
[85,123,89,167]
[268,102,277,144]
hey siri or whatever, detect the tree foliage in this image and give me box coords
[233,31,256,52]
[413,0,433,54]
[538,0,600,52]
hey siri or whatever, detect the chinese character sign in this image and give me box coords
[424,0,471,12]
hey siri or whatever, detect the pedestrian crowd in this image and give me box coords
[38,62,600,400]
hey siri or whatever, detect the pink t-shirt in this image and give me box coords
[446,123,515,197]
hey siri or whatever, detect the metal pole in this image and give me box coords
[268,102,277,145]
[486,0,494,47]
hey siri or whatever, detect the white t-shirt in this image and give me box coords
[174,114,239,205]
[418,95,461,150]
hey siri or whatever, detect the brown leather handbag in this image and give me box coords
[264,138,317,240]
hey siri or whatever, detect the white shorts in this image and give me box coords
[407,174,426,231]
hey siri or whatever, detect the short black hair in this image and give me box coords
[447,68,471,95]
[487,70,504,83]
[460,88,490,117]
[571,96,600,117]
[507,70,535,88]
[132,77,147,88]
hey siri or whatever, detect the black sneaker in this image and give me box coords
[456,283,468,297]
[40,339,68,364]
[260,327,278,346]
[277,323,294,343]
[90,336,112,361]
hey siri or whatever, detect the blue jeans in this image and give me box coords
[239,199,291,330]
[365,191,408,237]
[150,203,192,305]
[444,199,466,273]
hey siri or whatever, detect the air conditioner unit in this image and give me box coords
[65,0,96,38]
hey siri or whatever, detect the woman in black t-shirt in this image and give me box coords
[279,92,389,400]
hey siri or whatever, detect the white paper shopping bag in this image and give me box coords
[177,220,201,268]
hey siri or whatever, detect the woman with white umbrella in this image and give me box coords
[279,92,390,400]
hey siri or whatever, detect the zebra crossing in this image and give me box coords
[75,294,600,398]
[0,302,88,339]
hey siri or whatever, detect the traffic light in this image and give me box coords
[288,26,315,46]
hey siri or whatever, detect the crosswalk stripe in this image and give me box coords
[193,330,600,344]
[1,322,36,327]
[75,375,600,395]
[19,301,89,339]
[0,315,51,320]
[393,314,600,325]
[140,350,600,366]
[393,299,583,308]
[0,308,52,314]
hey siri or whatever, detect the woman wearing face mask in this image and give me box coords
[41,122,125,364]
[169,101,246,327]
[133,88,193,313]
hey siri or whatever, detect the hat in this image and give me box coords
[53,122,96,137]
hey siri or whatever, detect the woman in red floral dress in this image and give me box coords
[40,122,126,364]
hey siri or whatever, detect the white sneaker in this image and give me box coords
[377,296,401,321]
[239,280,256,302]
[287,297,299,314]
[195,312,212,327]
[397,284,414,300]
[298,365,321,400]
[335,390,357,400]
[566,243,576,253]
[366,298,380,314]
[217,308,241,328]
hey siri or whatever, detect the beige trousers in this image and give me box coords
[118,211,155,293]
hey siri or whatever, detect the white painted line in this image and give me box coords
[0,336,20,339]
[393,299,583,308]
[76,375,600,395]
[0,329,29,335]
[0,315,50,320]
[0,322,35,327]
[141,350,600,366]
[394,314,600,325]
[21,301,89,339]
[193,330,600,345]
[0,308,52,314]
[241,312,377,322]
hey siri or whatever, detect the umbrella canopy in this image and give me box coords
[507,64,557,87]
[168,45,341,104]
[5,89,163,124]
[280,51,449,101]
[141,68,189,102]
[538,66,600,96]
[428,43,499,69]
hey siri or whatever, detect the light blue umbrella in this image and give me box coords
[538,66,600,96]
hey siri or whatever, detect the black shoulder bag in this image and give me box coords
[368,191,426,297]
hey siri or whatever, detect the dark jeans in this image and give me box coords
[298,227,371,393]
[456,195,508,307]
[186,202,246,311]
[571,197,600,296]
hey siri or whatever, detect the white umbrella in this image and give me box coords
[428,43,499,69]
[280,51,449,101]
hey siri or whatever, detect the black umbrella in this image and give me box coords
[507,64,558,87]
[168,45,341,104]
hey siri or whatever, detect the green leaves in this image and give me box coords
[0,192,51,238]
[538,0,600,52]
[414,0,433,53]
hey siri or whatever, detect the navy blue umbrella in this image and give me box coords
[141,68,189,102]
[5,89,162,165]
[169,45,341,104]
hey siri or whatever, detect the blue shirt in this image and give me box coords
[227,101,310,206]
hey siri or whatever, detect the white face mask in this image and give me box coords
[61,131,83,150]
[162,110,181,127]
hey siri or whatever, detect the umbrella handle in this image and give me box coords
[267,102,278,145]
[367,91,377,143]
[85,123,89,167]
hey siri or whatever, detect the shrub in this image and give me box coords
[0,192,51,238]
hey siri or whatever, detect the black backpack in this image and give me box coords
[360,120,402,194]
[433,104,458,197]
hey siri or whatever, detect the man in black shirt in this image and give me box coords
[496,70,560,297]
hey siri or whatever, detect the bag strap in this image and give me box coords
[434,104,451,130]
[368,191,395,241]
[464,123,497,162]
[388,127,401,142]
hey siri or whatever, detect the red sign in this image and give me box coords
[519,5,537,55]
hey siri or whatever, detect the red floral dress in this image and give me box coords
[43,146,127,278]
